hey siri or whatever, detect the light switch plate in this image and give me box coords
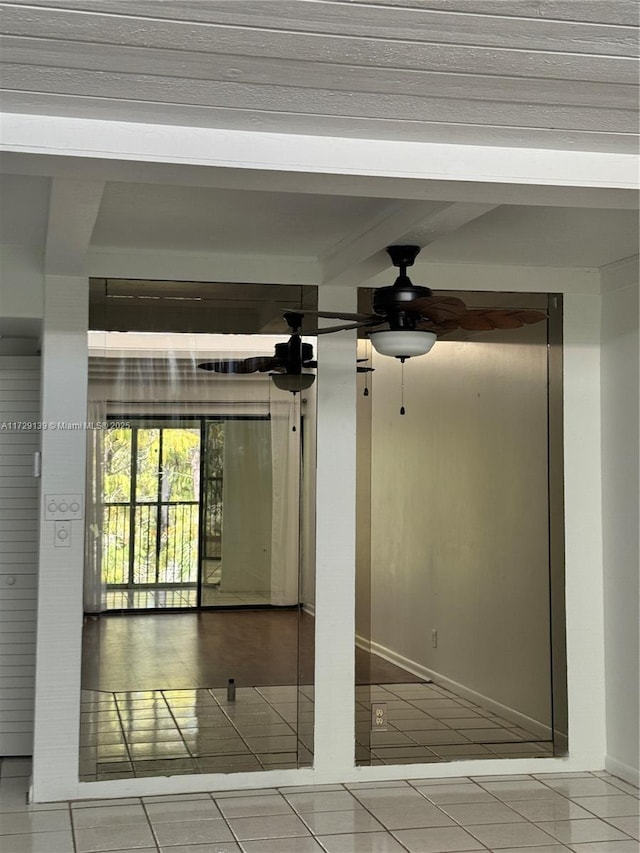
[45,494,83,520]
[54,520,71,548]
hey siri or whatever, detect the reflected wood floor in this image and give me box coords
[82,609,422,692]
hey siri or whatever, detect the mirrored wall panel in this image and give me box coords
[356,291,567,767]
[80,281,316,780]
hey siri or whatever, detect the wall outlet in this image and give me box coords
[371,702,388,731]
[432,629,438,648]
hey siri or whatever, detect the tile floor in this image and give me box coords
[356,683,553,766]
[79,680,553,782]
[1,760,637,853]
[79,685,314,781]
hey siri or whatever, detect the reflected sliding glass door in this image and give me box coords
[101,416,275,611]
[102,421,201,610]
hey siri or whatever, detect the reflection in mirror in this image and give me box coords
[80,281,316,780]
[355,291,567,767]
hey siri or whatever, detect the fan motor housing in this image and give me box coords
[274,341,314,362]
[373,282,433,318]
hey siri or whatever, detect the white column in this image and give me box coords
[562,292,607,767]
[32,275,88,802]
[313,286,358,778]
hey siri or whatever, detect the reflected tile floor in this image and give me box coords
[79,680,553,781]
[355,682,553,765]
[0,762,637,853]
[79,685,314,780]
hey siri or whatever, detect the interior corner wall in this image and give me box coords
[366,333,552,731]
[600,280,640,786]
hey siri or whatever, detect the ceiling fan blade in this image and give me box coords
[197,359,257,373]
[242,356,282,372]
[197,356,279,374]
[311,319,383,335]
[512,309,548,325]
[465,308,548,330]
[458,313,495,331]
[483,311,524,330]
[284,308,369,322]
[416,317,460,336]
[408,296,468,320]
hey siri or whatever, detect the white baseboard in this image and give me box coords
[356,633,432,684]
[356,634,552,741]
[605,754,640,787]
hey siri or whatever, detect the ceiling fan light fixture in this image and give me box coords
[369,330,437,360]
[271,372,316,393]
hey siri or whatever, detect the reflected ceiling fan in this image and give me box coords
[197,311,372,393]
[294,245,548,362]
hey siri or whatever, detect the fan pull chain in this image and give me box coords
[400,359,406,415]
[292,392,297,431]
[363,343,371,396]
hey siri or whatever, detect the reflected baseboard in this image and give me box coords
[356,633,552,742]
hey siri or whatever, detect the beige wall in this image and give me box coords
[362,326,553,730]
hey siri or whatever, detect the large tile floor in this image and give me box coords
[79,679,553,781]
[356,682,553,766]
[79,685,315,781]
[1,760,637,853]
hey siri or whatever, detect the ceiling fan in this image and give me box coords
[293,245,548,361]
[197,311,372,393]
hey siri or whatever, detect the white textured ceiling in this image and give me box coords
[0,1,637,282]
[87,182,639,268]
[92,183,403,255]
[421,206,640,267]
[0,0,638,152]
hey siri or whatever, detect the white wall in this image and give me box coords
[32,275,88,801]
[364,327,553,731]
[0,175,47,335]
[600,271,640,786]
[300,379,317,610]
[221,419,272,593]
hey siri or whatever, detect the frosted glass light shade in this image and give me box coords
[369,330,437,359]
[271,372,315,392]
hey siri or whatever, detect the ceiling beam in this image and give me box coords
[321,200,499,287]
[45,178,105,275]
[321,200,448,286]
[2,115,637,210]
[400,201,499,246]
